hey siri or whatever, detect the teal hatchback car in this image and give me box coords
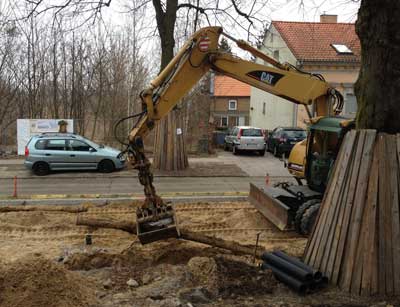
[24,133,126,176]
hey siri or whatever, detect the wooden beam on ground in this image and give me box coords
[76,216,266,258]
[0,205,88,213]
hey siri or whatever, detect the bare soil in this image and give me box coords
[0,201,397,307]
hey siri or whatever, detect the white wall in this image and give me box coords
[250,25,297,130]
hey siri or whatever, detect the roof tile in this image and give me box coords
[214,75,251,97]
[272,21,361,63]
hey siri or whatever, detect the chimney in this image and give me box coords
[320,14,338,23]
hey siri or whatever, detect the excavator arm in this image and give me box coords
[126,26,343,244]
[130,26,342,141]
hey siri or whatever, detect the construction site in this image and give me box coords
[1,1,400,306]
[0,198,396,307]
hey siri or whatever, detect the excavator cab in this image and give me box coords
[249,117,354,234]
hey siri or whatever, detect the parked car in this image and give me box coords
[267,127,307,157]
[24,133,126,176]
[224,126,266,155]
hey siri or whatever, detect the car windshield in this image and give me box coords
[242,129,263,137]
[283,130,306,138]
[79,137,100,149]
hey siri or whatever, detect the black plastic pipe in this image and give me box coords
[261,253,313,282]
[272,250,322,280]
[261,263,307,293]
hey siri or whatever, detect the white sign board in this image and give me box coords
[17,119,74,155]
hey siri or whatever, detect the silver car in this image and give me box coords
[24,133,126,176]
[224,126,266,156]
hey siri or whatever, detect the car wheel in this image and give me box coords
[259,149,265,156]
[33,161,50,176]
[233,145,239,155]
[273,145,279,157]
[223,143,229,151]
[98,159,115,173]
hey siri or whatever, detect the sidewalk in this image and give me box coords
[0,151,289,178]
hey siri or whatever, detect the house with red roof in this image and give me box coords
[211,74,251,128]
[250,14,361,130]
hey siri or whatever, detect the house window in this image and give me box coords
[221,116,228,127]
[331,44,353,54]
[345,93,357,116]
[228,100,237,110]
[262,102,266,115]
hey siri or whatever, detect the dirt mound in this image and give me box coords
[223,209,272,229]
[0,255,98,307]
[64,251,127,271]
[187,256,277,298]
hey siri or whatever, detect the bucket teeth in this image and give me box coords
[136,203,180,244]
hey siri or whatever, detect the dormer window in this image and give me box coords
[331,44,353,54]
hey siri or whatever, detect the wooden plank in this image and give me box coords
[346,130,376,294]
[360,143,379,296]
[331,130,366,284]
[320,131,360,276]
[303,139,342,262]
[304,130,356,267]
[323,131,359,279]
[377,134,388,295]
[383,134,394,295]
[388,134,400,295]
[315,130,360,271]
[325,160,353,280]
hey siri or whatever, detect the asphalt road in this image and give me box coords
[0,151,292,197]
[0,176,297,197]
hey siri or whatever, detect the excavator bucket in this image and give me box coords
[136,203,180,244]
[249,183,295,231]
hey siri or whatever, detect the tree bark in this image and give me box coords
[355,0,400,133]
[152,0,188,170]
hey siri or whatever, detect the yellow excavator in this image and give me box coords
[118,26,353,244]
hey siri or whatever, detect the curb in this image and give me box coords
[0,191,248,201]
[0,194,249,206]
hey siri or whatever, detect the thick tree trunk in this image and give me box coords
[355,0,400,133]
[152,0,188,170]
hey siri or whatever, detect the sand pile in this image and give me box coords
[0,211,75,228]
[187,256,277,297]
[223,209,272,229]
[0,255,98,307]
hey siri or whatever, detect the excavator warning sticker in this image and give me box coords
[247,70,284,86]
[198,37,210,52]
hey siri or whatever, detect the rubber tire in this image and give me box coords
[33,161,50,176]
[294,199,320,234]
[98,159,115,173]
[223,143,229,151]
[300,202,321,235]
[232,145,239,155]
[273,145,280,157]
[259,149,265,156]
